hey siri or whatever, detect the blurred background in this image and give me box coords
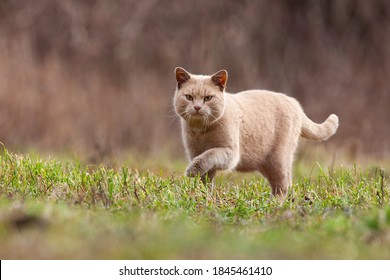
[0,0,389,163]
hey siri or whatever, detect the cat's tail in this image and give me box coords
[301,113,339,141]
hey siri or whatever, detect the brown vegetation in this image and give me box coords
[0,0,389,160]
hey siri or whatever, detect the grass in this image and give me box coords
[0,147,389,259]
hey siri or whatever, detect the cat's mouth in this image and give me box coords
[183,111,207,122]
[188,114,203,121]
[187,108,203,116]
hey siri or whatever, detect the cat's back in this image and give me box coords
[228,89,302,121]
[230,89,297,108]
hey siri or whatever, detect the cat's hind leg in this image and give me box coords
[259,154,293,202]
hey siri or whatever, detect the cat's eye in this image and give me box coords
[185,94,193,101]
[204,96,213,102]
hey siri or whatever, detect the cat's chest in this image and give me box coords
[185,128,221,156]
[188,129,215,146]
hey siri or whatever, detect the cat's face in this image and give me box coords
[174,67,228,127]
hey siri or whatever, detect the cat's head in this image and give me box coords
[173,67,228,127]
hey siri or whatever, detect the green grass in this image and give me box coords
[0,147,389,259]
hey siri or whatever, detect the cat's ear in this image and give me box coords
[211,70,228,91]
[175,67,191,89]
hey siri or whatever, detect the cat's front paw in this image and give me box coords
[185,158,206,178]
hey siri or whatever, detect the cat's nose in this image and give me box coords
[194,106,201,112]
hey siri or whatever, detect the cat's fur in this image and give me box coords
[174,67,339,200]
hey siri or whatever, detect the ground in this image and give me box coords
[0,147,389,259]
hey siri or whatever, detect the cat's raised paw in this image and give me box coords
[185,159,206,177]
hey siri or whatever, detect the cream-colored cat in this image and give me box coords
[174,67,339,201]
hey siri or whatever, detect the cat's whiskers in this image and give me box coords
[202,112,209,127]
[203,114,211,131]
[165,108,182,127]
[207,111,224,130]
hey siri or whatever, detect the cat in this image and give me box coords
[173,67,339,201]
